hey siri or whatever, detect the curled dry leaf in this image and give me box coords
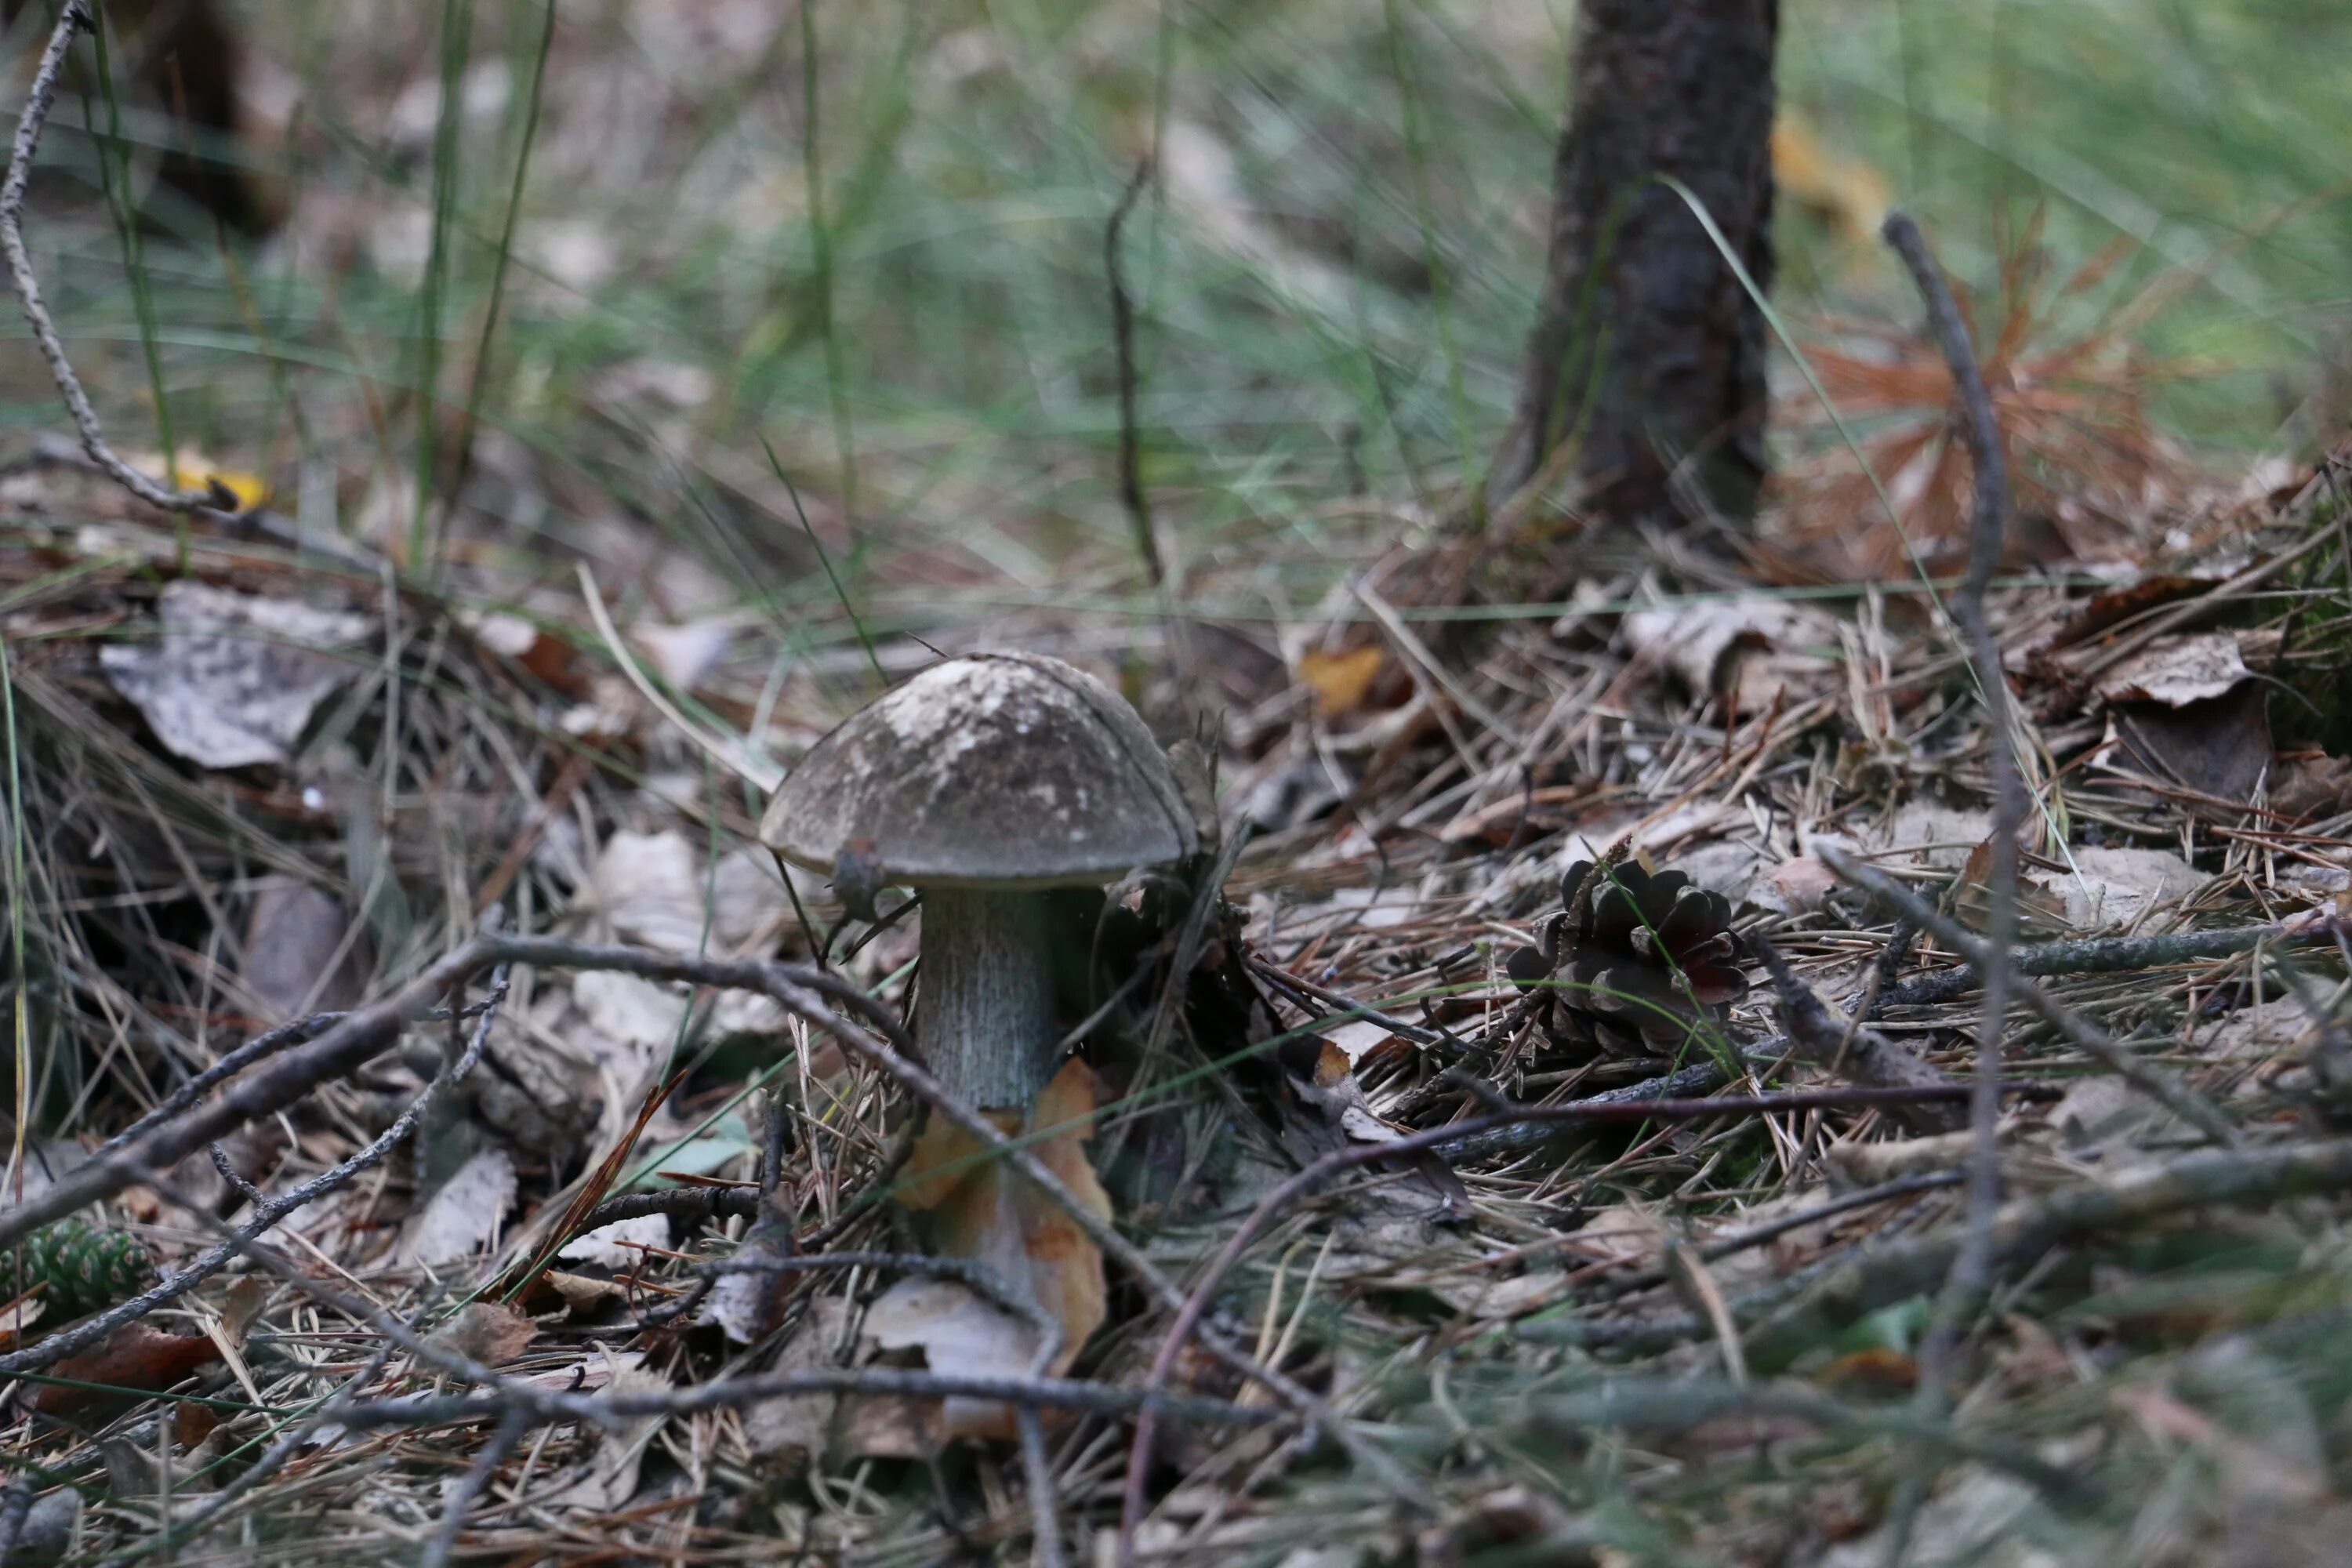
[1621,598,1838,717]
[897,1059,1110,1403]
[557,1213,670,1269]
[100,582,373,770]
[860,1277,1039,1445]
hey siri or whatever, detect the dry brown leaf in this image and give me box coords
[1298,644,1387,717]
[900,1059,1110,1385]
[862,1277,1036,1443]
[2051,846,2209,931]
[1622,598,1838,716]
[1756,855,1838,916]
[430,1300,539,1365]
[2100,684,2274,801]
[31,1323,223,1417]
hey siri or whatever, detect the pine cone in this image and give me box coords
[9,1220,156,1322]
[1508,860,1750,1054]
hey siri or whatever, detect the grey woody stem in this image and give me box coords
[916,885,1057,1115]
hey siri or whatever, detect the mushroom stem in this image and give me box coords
[916,886,1057,1115]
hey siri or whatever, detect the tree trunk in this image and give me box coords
[1490,0,1779,528]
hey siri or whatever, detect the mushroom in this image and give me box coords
[759,653,1198,1114]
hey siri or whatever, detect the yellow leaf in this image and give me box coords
[135,450,270,510]
[1298,644,1386,716]
[1772,115,1889,243]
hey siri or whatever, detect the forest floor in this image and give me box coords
[9,2,2352,1566]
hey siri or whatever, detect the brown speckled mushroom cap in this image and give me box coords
[759,653,1198,890]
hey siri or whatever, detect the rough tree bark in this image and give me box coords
[1490,0,1779,528]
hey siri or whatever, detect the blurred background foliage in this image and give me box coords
[2,0,2347,625]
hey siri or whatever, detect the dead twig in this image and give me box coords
[1882,210,2024,1450]
[1105,156,1163,589]
[0,932,1356,1490]
[1882,921,2316,1008]
[420,1406,527,1568]
[1752,931,1964,1132]
[0,962,513,1377]
[1529,1135,2352,1361]
[1822,847,2239,1145]
[0,2,237,516]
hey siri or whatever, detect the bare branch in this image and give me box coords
[0,964,511,1376]
[1820,847,2239,1146]
[1882,209,2025,1421]
[0,2,238,516]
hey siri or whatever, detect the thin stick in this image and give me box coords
[1105,157,1164,589]
[1822,848,2238,1146]
[0,2,234,516]
[419,1406,526,1568]
[1881,922,2311,1008]
[0,964,512,1375]
[0,935,1352,1487]
[1526,1135,2352,1360]
[1882,210,2022,1416]
[1752,931,1963,1133]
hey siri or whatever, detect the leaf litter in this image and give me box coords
[9,255,2352,1568]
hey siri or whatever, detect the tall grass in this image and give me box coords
[0,0,2344,626]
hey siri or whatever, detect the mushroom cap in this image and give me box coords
[759,652,1199,890]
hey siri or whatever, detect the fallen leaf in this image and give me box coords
[583,829,708,953]
[128,449,269,510]
[861,1276,1037,1443]
[748,1294,855,1461]
[2051,846,2209,931]
[2271,753,2352,820]
[1298,644,1388,717]
[400,1147,517,1268]
[1622,598,1838,715]
[538,1362,670,1511]
[2093,633,2252,707]
[239,878,368,1022]
[430,1300,539,1365]
[100,582,372,769]
[569,969,691,1056]
[557,1214,670,1269]
[898,1060,1110,1405]
[2103,685,2273,801]
[1755,855,1838,916]
[31,1323,222,1417]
